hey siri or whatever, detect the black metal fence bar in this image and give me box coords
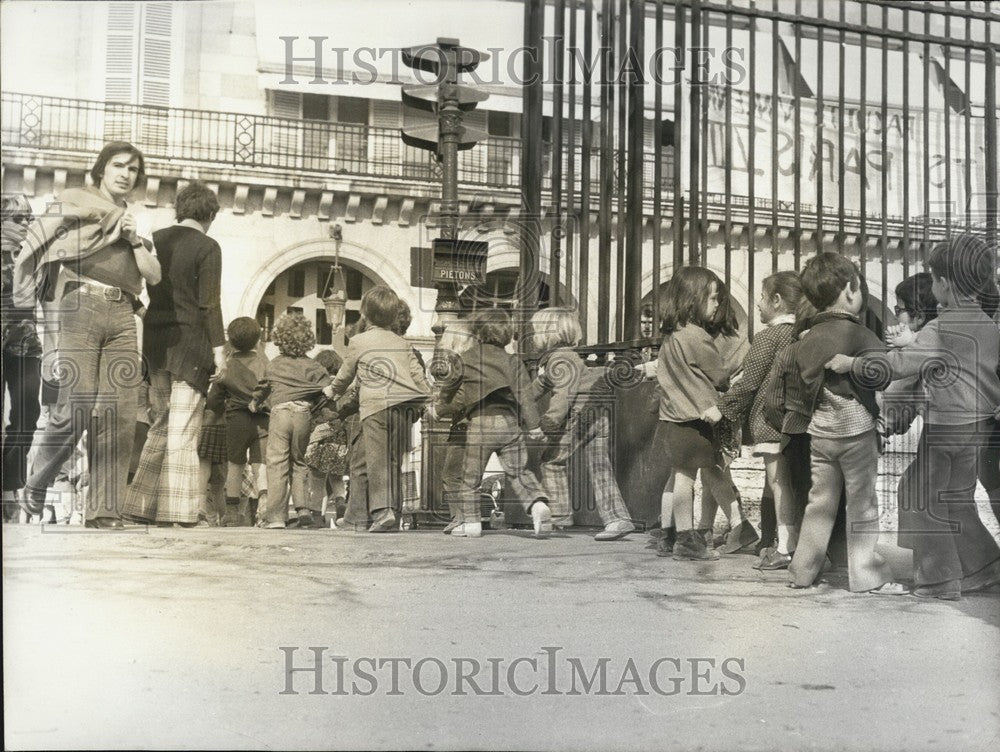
[944,4,952,232]
[652,0,665,335]
[770,2,780,269]
[859,2,869,278]
[579,0,595,338]
[672,0,686,271]
[689,0,703,266]
[987,7,999,249]
[902,5,911,280]
[616,0,629,341]
[838,0,847,253]
[792,0,803,270]
[746,0,757,341]
[624,0,646,340]
[923,9,932,261]
[814,0,825,258]
[520,0,545,321]
[597,1,615,344]
[880,3,890,327]
[551,0,566,308]
[512,0,995,348]
[565,0,578,310]
[723,0,734,293]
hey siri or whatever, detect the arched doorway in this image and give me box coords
[254,259,383,357]
[240,236,424,356]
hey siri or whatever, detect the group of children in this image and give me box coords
[186,283,639,544]
[147,232,1000,601]
[653,234,1000,599]
[195,286,426,531]
[10,213,996,600]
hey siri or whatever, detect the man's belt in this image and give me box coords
[64,279,135,304]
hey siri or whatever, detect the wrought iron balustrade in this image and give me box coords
[0,92,526,188]
[1,92,686,199]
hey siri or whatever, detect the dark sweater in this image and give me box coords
[795,311,883,420]
[253,355,331,409]
[143,225,225,394]
[763,339,812,436]
[207,349,268,414]
[532,346,614,435]
[436,343,540,430]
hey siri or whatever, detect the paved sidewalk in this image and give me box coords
[3,524,999,751]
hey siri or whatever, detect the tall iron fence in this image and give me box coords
[518,0,998,344]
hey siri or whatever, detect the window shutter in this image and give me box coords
[272,90,302,118]
[104,3,138,143]
[371,100,403,175]
[458,110,486,182]
[139,3,173,152]
[269,90,302,169]
[301,94,331,170]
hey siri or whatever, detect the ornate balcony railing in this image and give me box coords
[0,91,504,186]
[1,91,685,198]
[5,91,978,230]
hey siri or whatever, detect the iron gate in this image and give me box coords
[517,0,998,344]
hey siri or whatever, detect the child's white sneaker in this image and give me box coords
[450,522,482,538]
[531,501,552,538]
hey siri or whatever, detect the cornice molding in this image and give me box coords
[0,161,958,246]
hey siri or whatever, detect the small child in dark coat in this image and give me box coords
[250,312,332,529]
[206,317,269,526]
[435,308,552,538]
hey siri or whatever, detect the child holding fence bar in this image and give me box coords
[827,235,1000,599]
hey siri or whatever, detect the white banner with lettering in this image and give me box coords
[699,86,989,222]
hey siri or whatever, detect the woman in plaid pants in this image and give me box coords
[123,182,226,526]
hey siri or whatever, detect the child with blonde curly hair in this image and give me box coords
[250,312,332,528]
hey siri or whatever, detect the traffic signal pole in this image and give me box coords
[401,38,489,304]
[438,78,460,241]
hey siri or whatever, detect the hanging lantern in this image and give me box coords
[322,223,347,330]
[323,265,347,329]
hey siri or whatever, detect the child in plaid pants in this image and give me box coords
[434,308,552,538]
[529,307,635,541]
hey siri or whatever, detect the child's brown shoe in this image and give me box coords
[912,580,962,600]
[717,520,759,554]
[672,530,720,561]
[961,559,1000,593]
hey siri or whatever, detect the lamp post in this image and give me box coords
[323,223,347,336]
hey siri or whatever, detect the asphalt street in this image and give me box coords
[3,524,999,751]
